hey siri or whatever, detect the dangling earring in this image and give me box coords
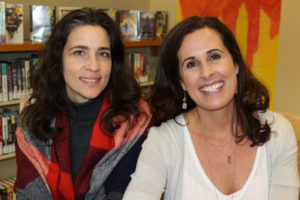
[182,91,187,110]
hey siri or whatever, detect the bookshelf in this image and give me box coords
[0,40,162,52]
[0,39,162,179]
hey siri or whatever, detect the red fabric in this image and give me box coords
[46,95,113,200]
[14,139,40,190]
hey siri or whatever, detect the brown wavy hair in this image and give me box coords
[150,16,270,146]
[20,8,143,140]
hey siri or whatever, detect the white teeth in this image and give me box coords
[80,78,99,82]
[201,82,224,92]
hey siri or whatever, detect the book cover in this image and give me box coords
[5,4,23,44]
[100,8,118,23]
[138,52,149,83]
[0,2,5,44]
[30,5,56,42]
[138,11,156,40]
[155,11,168,39]
[118,10,139,41]
[57,6,81,22]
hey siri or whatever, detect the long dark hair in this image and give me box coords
[150,16,270,146]
[21,8,142,140]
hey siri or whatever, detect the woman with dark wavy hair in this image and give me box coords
[14,8,151,200]
[124,16,298,199]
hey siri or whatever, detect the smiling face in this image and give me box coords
[62,25,112,103]
[178,27,239,112]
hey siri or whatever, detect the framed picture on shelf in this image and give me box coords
[57,6,82,22]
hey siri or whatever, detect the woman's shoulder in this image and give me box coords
[260,110,296,149]
[259,110,294,134]
[147,114,186,144]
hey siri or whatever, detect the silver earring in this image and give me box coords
[182,91,187,110]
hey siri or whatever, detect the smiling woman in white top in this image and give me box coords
[123,16,299,200]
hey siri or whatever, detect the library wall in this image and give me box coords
[3,0,150,40]
[274,0,300,114]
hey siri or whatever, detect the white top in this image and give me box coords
[123,110,299,200]
[182,119,268,200]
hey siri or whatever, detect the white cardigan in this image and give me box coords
[123,110,299,200]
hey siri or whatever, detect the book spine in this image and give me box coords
[6,115,13,154]
[0,116,2,156]
[7,63,13,101]
[0,62,3,102]
[2,115,8,154]
[1,63,8,102]
[16,59,22,98]
[24,59,30,96]
[0,2,5,44]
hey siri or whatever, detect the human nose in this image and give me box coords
[200,62,214,79]
[85,54,100,71]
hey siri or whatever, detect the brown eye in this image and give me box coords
[99,51,110,57]
[73,50,85,56]
[209,54,221,61]
[186,61,198,68]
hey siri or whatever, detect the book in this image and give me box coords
[30,5,56,42]
[1,115,8,154]
[24,59,30,96]
[138,11,156,40]
[11,61,18,99]
[57,6,81,22]
[0,62,2,102]
[0,178,14,200]
[1,62,8,102]
[5,4,23,44]
[100,8,118,23]
[0,2,5,44]
[155,11,168,39]
[118,10,139,41]
[7,62,13,101]
[0,116,2,155]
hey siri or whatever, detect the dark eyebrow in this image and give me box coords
[182,56,195,66]
[68,46,111,51]
[207,49,224,54]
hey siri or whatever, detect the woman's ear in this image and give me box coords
[235,64,239,75]
[180,79,187,91]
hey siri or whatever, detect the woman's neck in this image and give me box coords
[186,102,237,139]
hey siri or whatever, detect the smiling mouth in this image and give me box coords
[80,77,101,83]
[200,81,224,93]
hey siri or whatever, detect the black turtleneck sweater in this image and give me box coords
[65,92,104,183]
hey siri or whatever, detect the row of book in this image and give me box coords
[0,110,18,156]
[0,177,16,200]
[0,2,168,44]
[0,57,36,103]
[125,52,150,83]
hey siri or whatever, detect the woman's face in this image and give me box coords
[178,27,239,112]
[62,25,112,103]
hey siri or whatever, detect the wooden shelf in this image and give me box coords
[123,40,162,47]
[0,42,43,52]
[0,99,20,107]
[0,153,16,161]
[0,40,162,52]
